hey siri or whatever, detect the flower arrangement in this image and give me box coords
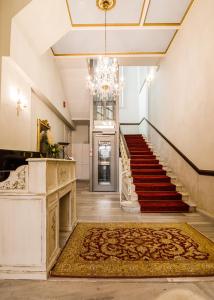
[48,143,60,158]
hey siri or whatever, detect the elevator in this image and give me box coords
[93,134,116,191]
[90,96,119,192]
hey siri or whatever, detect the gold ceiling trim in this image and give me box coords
[164,30,178,53]
[96,0,116,11]
[144,0,195,27]
[66,0,146,27]
[51,49,165,57]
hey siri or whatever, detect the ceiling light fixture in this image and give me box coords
[87,0,124,101]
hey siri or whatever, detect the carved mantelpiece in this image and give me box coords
[0,158,76,280]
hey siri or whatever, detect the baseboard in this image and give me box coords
[0,269,47,280]
[197,208,214,220]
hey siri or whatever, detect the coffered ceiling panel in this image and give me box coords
[51,0,195,58]
[145,0,193,25]
[67,0,145,26]
[52,29,176,55]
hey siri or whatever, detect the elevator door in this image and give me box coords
[93,134,116,192]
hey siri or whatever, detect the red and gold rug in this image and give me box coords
[51,223,214,278]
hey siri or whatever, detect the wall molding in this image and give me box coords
[120,118,214,177]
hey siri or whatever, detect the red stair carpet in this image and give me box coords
[124,134,190,213]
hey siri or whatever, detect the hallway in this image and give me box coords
[1,0,214,298]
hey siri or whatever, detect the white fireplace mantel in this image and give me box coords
[0,158,77,280]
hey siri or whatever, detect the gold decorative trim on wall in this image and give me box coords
[66,0,146,27]
[144,0,195,26]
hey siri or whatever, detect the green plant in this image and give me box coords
[48,143,60,158]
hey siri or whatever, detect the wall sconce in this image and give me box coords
[16,89,27,116]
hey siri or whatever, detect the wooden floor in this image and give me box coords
[77,181,214,243]
[1,180,214,300]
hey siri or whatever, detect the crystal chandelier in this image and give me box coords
[87,0,123,101]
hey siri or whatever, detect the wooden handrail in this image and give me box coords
[119,127,130,159]
[120,118,214,177]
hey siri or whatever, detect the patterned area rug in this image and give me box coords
[51,223,214,278]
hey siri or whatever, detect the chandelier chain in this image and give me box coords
[105,10,107,55]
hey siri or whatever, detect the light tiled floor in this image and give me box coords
[1,180,214,300]
[77,181,214,242]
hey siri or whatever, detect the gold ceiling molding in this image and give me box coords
[164,30,178,53]
[144,0,195,27]
[96,0,116,11]
[66,0,146,27]
[51,49,165,57]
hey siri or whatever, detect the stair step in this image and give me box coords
[129,148,150,151]
[126,141,147,145]
[130,151,153,155]
[131,155,156,159]
[131,163,162,169]
[132,169,166,175]
[135,182,176,192]
[137,191,182,201]
[124,134,142,137]
[139,200,189,212]
[133,175,171,183]
[131,159,159,164]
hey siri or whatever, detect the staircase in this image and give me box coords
[124,134,190,213]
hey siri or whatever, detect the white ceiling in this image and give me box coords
[145,0,191,24]
[68,0,144,25]
[53,29,176,54]
[52,0,194,57]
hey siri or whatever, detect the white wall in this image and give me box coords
[31,92,71,150]
[138,68,149,122]
[0,57,32,150]
[0,0,31,97]
[59,68,90,120]
[149,0,214,171]
[0,0,31,57]
[72,125,89,180]
[119,67,149,136]
[0,57,71,151]
[119,67,140,124]
[148,0,214,215]
[10,22,71,123]
[0,0,74,151]
[72,125,89,144]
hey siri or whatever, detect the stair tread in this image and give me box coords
[137,191,181,196]
[135,182,175,187]
[131,168,164,171]
[131,165,162,169]
[133,175,170,178]
[139,200,188,206]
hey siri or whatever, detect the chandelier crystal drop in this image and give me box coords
[87,2,124,101]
